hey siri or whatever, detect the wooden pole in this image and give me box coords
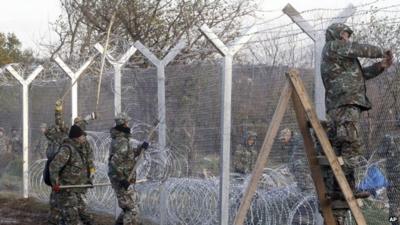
[291,85,336,225]
[59,179,147,189]
[287,69,367,225]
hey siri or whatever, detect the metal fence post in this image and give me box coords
[94,43,137,116]
[199,24,257,225]
[134,40,186,152]
[6,65,43,198]
[54,56,97,123]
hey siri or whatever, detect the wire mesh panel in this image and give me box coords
[0,80,23,195]
[1,1,400,224]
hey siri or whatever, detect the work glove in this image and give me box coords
[55,99,63,112]
[141,141,149,150]
[52,183,61,193]
[87,180,94,188]
[120,179,131,189]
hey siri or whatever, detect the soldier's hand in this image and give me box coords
[88,180,94,188]
[381,49,394,69]
[120,179,131,189]
[52,183,61,192]
[141,141,149,150]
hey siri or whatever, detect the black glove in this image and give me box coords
[87,180,94,188]
[141,141,149,150]
[120,179,130,189]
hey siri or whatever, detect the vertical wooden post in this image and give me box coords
[291,84,336,225]
[287,69,367,225]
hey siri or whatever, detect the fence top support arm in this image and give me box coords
[330,4,356,24]
[134,41,161,67]
[6,65,43,86]
[162,40,186,66]
[199,24,230,56]
[282,3,316,42]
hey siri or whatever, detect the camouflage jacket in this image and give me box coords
[11,134,22,154]
[0,136,10,153]
[233,144,258,174]
[34,134,48,159]
[44,105,69,158]
[321,23,385,112]
[49,138,91,192]
[108,128,142,182]
[83,141,95,172]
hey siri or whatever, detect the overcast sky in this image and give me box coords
[0,0,396,52]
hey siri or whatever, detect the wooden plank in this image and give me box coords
[292,89,336,225]
[287,69,367,225]
[233,80,292,225]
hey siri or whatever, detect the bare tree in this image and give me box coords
[46,0,256,64]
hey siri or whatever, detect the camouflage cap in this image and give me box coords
[325,23,353,42]
[115,112,131,126]
[40,123,47,129]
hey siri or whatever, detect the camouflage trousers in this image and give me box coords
[326,106,364,222]
[48,191,62,225]
[111,180,139,225]
[56,190,93,225]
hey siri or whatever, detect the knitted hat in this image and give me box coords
[69,125,84,139]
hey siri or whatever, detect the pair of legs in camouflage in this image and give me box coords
[111,180,139,225]
[48,190,61,225]
[55,190,93,225]
[326,105,364,224]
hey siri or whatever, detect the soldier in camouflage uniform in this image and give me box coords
[33,123,48,161]
[233,131,257,174]
[378,135,400,225]
[73,115,96,184]
[108,113,148,225]
[10,128,22,156]
[0,127,12,171]
[45,99,70,225]
[0,127,11,154]
[321,23,393,224]
[279,128,314,195]
[50,124,94,225]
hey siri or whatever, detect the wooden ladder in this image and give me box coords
[233,69,367,225]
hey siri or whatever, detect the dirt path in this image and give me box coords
[0,192,115,225]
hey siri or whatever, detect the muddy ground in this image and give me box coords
[0,192,156,225]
